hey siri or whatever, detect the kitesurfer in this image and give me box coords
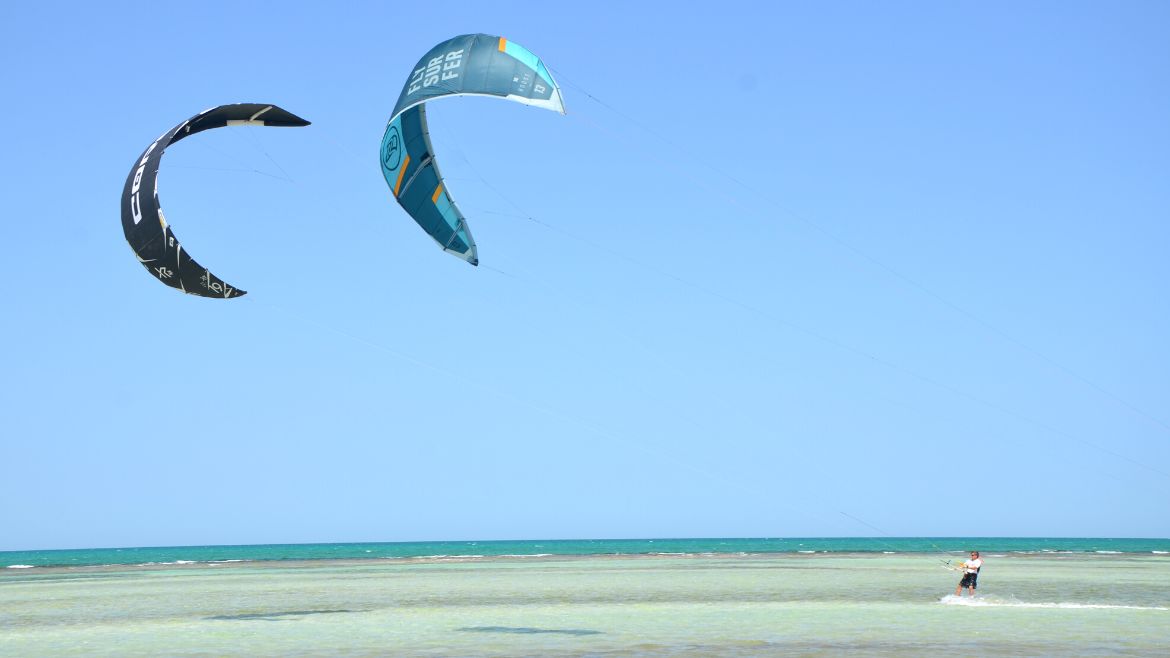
[954,551,983,597]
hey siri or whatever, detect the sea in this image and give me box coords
[2,537,1168,656]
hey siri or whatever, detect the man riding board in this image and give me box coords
[955,551,983,597]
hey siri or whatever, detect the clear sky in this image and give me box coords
[2,1,1168,551]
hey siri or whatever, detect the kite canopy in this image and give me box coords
[380,34,566,266]
[120,103,310,298]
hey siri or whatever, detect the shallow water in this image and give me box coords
[2,553,1167,656]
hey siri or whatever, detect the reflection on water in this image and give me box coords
[459,625,602,636]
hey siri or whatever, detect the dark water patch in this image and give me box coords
[207,609,356,622]
[458,626,602,636]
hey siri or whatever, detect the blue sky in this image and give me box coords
[2,1,1167,550]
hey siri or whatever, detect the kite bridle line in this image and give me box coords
[499,66,1170,486]
[546,65,1170,442]
[837,511,959,570]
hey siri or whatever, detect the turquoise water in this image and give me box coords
[3,537,1168,569]
[2,539,1168,656]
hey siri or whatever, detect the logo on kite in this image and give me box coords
[382,126,402,170]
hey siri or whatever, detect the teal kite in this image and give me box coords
[380,34,566,265]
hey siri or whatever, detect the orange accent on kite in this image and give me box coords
[498,37,507,52]
[393,154,410,196]
[432,183,444,203]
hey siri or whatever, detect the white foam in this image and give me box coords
[5,564,35,569]
[132,559,248,567]
[1152,551,1168,555]
[136,560,198,566]
[1095,550,1122,554]
[940,595,1167,611]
